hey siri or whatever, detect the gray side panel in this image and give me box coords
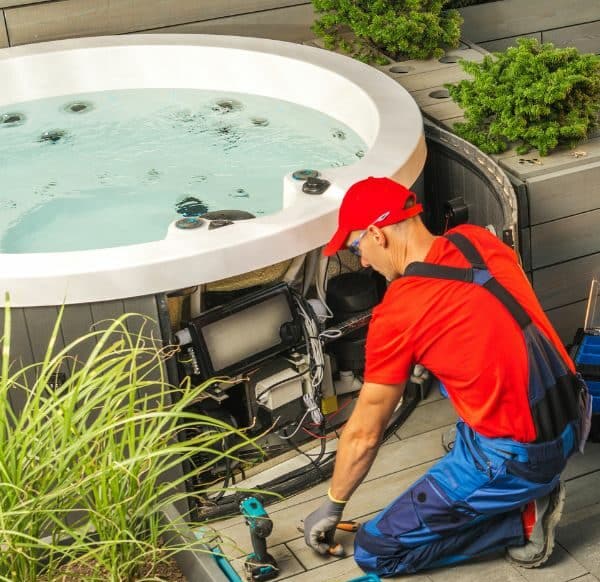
[546,300,588,345]
[531,209,600,269]
[542,21,600,54]
[124,295,188,515]
[123,295,164,388]
[90,299,126,334]
[534,253,600,311]
[527,161,600,225]
[0,307,34,416]
[520,227,532,274]
[22,306,65,367]
[60,302,98,370]
[424,138,509,236]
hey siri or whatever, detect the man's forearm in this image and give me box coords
[327,381,405,502]
[329,428,381,501]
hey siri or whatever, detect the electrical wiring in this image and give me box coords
[302,427,335,439]
[314,254,335,323]
[277,404,312,440]
[294,318,325,426]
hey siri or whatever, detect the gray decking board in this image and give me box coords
[458,0,600,44]
[543,21,600,54]
[3,0,311,45]
[147,4,316,44]
[479,33,542,53]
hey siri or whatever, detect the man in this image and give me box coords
[303,177,590,576]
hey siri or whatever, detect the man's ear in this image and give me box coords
[370,225,388,249]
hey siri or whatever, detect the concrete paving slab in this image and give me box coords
[394,65,473,92]
[277,558,365,581]
[279,557,435,581]
[378,48,484,78]
[429,555,524,582]
[228,542,305,581]
[396,397,458,439]
[422,100,465,122]
[563,443,600,481]
[286,528,357,570]
[564,471,600,516]
[508,543,588,582]
[417,384,445,406]
[558,504,600,579]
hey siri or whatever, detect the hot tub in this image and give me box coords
[0,34,426,307]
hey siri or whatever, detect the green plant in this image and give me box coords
[311,0,463,64]
[446,38,600,155]
[0,304,261,581]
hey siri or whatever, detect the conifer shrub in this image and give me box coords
[311,0,462,64]
[446,38,600,155]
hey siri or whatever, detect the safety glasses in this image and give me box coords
[347,211,390,257]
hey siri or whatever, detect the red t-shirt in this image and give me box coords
[364,224,574,442]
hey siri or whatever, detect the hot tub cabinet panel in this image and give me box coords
[0,295,169,414]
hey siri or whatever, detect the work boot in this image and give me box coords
[507,482,566,568]
[441,426,456,453]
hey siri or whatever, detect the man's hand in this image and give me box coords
[303,496,346,555]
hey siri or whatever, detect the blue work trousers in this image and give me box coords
[354,420,577,576]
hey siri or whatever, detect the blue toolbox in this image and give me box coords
[574,334,600,414]
[571,279,600,439]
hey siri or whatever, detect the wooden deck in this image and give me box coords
[211,388,600,581]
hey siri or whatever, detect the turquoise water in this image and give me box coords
[0,89,366,253]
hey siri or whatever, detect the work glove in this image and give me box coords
[303,490,346,555]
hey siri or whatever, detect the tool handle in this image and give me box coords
[250,531,269,563]
[336,520,360,532]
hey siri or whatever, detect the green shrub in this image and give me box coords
[312,0,463,64]
[446,38,600,155]
[0,305,261,581]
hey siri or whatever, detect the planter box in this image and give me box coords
[162,503,232,582]
[496,142,600,344]
[371,39,600,345]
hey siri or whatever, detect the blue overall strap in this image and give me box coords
[405,232,532,329]
[405,231,587,445]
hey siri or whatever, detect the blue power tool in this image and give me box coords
[240,496,279,582]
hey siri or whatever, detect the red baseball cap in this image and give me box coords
[323,177,423,256]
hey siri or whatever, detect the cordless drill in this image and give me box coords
[240,496,279,582]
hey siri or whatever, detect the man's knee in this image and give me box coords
[353,524,411,576]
